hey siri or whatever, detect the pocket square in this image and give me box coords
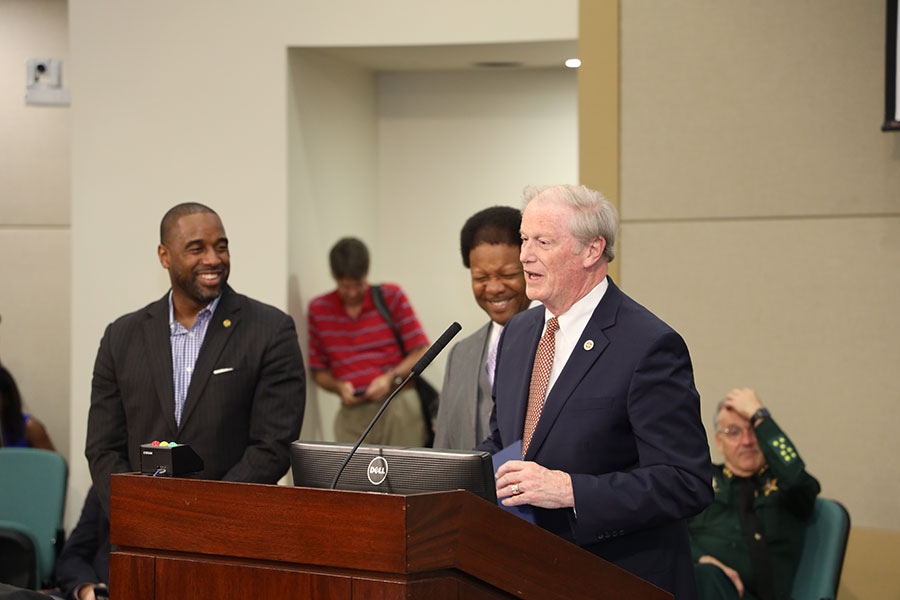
[213,367,234,375]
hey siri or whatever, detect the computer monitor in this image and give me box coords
[290,440,497,503]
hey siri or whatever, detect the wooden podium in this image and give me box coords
[109,474,671,599]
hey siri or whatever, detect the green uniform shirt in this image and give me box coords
[688,417,820,600]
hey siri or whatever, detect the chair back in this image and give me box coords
[0,448,67,588]
[790,497,851,600]
[0,523,37,589]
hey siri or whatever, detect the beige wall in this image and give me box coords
[287,48,380,442]
[0,0,70,461]
[288,58,577,442]
[615,1,900,597]
[373,68,577,383]
[6,0,895,595]
[619,0,899,531]
[68,0,577,525]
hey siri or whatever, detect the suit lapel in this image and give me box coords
[143,294,177,433]
[178,287,241,433]
[471,320,491,396]
[471,323,494,444]
[501,308,544,443]
[523,279,623,460]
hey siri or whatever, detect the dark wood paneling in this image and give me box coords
[155,556,350,599]
[110,552,154,600]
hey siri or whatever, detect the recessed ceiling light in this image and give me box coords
[565,58,582,68]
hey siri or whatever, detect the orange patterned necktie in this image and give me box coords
[522,316,559,456]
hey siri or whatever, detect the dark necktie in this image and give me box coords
[736,477,775,600]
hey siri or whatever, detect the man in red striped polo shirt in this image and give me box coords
[307,237,429,446]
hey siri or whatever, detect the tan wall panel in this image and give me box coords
[620,0,898,221]
[621,217,900,531]
[583,0,900,593]
[839,527,900,599]
[579,0,619,280]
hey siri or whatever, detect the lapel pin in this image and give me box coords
[583,340,594,351]
[223,319,232,328]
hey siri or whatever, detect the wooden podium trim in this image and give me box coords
[110,474,670,599]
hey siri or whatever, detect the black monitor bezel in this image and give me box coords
[290,440,497,503]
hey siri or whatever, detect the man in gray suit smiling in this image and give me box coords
[86,202,306,515]
[434,206,531,450]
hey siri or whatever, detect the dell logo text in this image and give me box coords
[367,456,389,485]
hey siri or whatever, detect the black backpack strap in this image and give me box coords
[371,285,437,447]
[371,284,407,355]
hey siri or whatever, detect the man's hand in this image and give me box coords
[363,372,394,402]
[495,459,574,509]
[312,370,366,406]
[75,583,107,600]
[724,387,763,422]
[698,555,745,597]
[338,381,365,406]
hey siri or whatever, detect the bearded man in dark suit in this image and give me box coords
[86,202,305,515]
[480,184,712,599]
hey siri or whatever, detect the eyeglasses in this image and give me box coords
[717,424,756,440]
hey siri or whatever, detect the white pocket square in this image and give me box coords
[213,367,234,375]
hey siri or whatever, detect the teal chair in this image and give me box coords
[0,448,67,589]
[790,497,851,600]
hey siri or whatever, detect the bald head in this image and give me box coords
[160,203,219,245]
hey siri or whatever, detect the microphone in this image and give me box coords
[411,321,462,376]
[330,322,462,490]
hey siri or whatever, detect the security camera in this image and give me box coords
[25,58,69,105]
[26,58,60,87]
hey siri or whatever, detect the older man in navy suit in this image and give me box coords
[480,184,712,599]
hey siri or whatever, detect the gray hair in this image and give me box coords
[713,399,728,432]
[522,184,617,263]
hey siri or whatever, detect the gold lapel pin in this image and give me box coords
[583,340,594,351]
[223,319,232,328]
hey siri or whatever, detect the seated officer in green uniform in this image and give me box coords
[689,388,820,600]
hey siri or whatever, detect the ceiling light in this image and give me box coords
[565,58,582,68]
